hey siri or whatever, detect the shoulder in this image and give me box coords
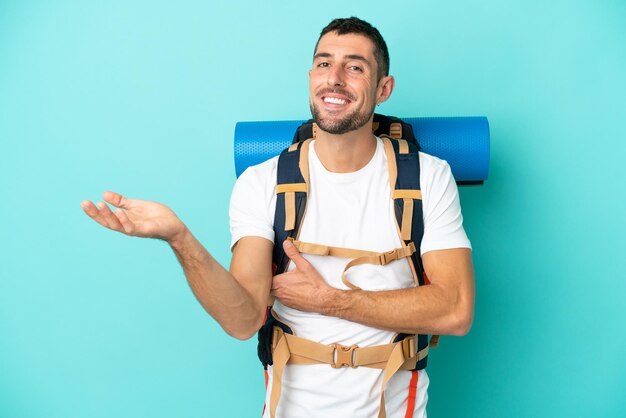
[417,151,471,252]
[236,155,279,187]
[418,151,450,175]
[418,151,455,190]
[229,155,279,249]
[232,155,279,203]
[231,154,279,214]
[230,154,279,218]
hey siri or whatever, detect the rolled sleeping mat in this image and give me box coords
[234,116,490,184]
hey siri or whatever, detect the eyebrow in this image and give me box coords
[314,52,372,66]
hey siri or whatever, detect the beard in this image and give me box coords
[310,96,375,135]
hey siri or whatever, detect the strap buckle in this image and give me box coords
[379,249,399,265]
[331,343,358,368]
[379,243,416,265]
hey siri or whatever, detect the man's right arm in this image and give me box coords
[170,231,273,340]
[81,191,272,340]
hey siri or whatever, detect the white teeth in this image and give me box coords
[323,97,347,105]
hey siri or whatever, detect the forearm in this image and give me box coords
[169,228,264,339]
[273,245,474,337]
[319,283,473,336]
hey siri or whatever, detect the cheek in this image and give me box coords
[362,79,377,96]
[363,83,378,104]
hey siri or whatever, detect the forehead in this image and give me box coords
[314,32,376,59]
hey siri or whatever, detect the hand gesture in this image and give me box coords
[271,240,336,313]
[80,191,186,242]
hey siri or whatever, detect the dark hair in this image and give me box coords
[315,17,390,80]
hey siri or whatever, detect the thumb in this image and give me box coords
[283,240,310,270]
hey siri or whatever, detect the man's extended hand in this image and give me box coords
[80,191,186,243]
[271,240,336,312]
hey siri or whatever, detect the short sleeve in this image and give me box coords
[229,156,278,250]
[419,153,472,255]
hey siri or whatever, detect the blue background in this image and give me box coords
[1,1,625,417]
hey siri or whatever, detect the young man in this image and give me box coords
[81,17,474,418]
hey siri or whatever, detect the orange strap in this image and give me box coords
[404,370,419,418]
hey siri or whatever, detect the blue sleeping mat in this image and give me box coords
[234,117,489,184]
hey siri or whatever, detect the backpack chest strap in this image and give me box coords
[288,238,417,290]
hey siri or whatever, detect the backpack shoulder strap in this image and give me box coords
[382,135,440,353]
[381,135,426,286]
[272,138,312,274]
[372,114,419,148]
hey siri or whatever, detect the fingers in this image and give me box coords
[270,273,281,293]
[96,201,125,231]
[80,199,131,234]
[80,200,110,228]
[114,208,135,234]
[283,240,311,270]
[103,191,130,209]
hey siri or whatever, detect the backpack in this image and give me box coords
[258,114,438,373]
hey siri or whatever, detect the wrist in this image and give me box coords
[168,225,193,250]
[320,287,350,317]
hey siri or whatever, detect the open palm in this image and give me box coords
[80,191,185,242]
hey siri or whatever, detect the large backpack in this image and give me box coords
[258,113,438,371]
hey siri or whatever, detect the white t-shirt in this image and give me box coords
[230,137,471,418]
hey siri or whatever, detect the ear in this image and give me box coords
[376,75,395,105]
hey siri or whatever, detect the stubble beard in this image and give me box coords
[310,101,375,135]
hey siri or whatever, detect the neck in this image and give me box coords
[313,121,377,173]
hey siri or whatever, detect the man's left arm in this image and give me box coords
[271,240,474,336]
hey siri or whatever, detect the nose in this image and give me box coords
[327,66,345,87]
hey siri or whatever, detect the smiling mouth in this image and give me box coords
[317,88,355,106]
[323,97,349,105]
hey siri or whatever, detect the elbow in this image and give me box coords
[224,321,261,341]
[223,313,265,341]
[227,328,258,341]
[448,306,473,336]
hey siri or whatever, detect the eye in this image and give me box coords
[317,62,330,68]
[348,65,363,72]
